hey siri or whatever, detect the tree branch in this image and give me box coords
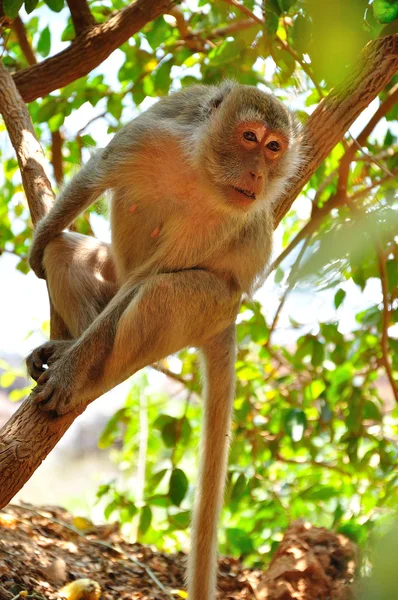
[12,16,37,66]
[66,0,95,35]
[12,0,175,103]
[51,130,64,186]
[0,63,53,224]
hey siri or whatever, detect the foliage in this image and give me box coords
[0,0,397,566]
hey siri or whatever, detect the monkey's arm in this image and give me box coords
[29,151,110,278]
[28,269,241,413]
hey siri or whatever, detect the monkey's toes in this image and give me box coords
[32,382,75,415]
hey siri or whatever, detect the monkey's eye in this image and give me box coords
[243,131,257,142]
[266,140,281,152]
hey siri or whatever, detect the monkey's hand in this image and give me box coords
[26,340,74,382]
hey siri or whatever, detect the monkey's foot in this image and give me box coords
[26,340,74,382]
[30,363,81,415]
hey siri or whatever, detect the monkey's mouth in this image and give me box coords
[232,186,256,200]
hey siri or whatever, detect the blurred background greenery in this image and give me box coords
[0,0,397,573]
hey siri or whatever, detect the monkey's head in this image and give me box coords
[198,82,302,210]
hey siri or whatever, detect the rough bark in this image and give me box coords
[0,63,54,225]
[0,33,397,508]
[12,0,174,103]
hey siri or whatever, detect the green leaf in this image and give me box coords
[284,409,307,441]
[304,380,326,402]
[3,0,23,18]
[373,0,398,23]
[151,469,168,490]
[169,468,188,506]
[311,340,324,367]
[154,60,173,95]
[208,40,243,66]
[24,0,39,14]
[146,17,171,50]
[334,288,346,309]
[291,13,312,56]
[104,499,119,521]
[61,22,75,42]
[44,0,64,12]
[274,267,284,283]
[138,505,152,536]
[169,510,191,529]
[363,399,382,422]
[37,26,51,58]
[231,473,247,500]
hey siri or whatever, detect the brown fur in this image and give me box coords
[26,82,301,600]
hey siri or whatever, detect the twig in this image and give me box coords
[376,246,398,404]
[5,504,174,599]
[152,363,189,387]
[220,0,263,25]
[276,453,351,477]
[270,167,398,273]
[267,234,312,343]
[220,0,323,95]
[337,83,398,200]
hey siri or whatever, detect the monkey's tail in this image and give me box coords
[187,324,236,600]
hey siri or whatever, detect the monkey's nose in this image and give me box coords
[250,171,263,182]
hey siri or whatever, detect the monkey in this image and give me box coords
[25,81,301,600]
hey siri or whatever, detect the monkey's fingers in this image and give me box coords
[26,348,48,381]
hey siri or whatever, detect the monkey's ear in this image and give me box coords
[205,81,235,117]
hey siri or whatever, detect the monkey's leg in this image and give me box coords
[30,270,240,416]
[44,231,117,338]
[188,324,236,600]
[26,232,118,381]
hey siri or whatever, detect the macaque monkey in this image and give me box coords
[26,82,301,600]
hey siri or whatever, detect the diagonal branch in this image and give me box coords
[12,0,175,103]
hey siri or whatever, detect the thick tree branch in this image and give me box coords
[66,0,95,35]
[0,30,397,508]
[0,63,53,224]
[12,0,175,103]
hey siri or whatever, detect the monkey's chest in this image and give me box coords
[111,191,272,292]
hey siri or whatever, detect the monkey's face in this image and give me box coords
[200,84,302,211]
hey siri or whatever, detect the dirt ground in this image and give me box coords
[0,505,357,600]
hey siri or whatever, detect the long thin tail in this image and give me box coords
[188,324,236,600]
